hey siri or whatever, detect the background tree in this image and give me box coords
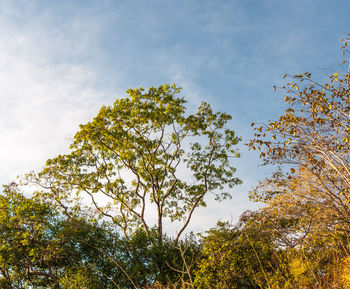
[0,183,202,288]
[194,211,280,289]
[30,84,241,244]
[0,183,142,288]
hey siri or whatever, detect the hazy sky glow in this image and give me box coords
[1,0,349,233]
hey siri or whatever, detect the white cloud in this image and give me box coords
[0,8,110,184]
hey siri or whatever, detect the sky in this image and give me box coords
[0,0,349,234]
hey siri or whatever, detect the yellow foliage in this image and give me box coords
[341,256,350,288]
[289,257,307,278]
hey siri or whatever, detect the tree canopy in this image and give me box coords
[30,84,241,243]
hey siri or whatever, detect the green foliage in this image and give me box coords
[31,84,241,244]
[0,183,61,288]
[0,183,120,288]
[193,210,350,289]
[0,183,202,288]
[115,229,200,287]
[194,212,278,289]
[59,266,104,289]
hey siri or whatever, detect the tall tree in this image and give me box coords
[30,84,241,244]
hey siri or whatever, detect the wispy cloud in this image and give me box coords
[0,2,112,183]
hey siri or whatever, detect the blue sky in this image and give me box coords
[0,0,349,233]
